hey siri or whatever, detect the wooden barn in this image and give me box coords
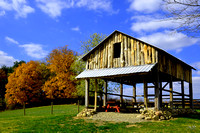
[76,30,195,111]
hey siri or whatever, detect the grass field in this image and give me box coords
[0,105,200,133]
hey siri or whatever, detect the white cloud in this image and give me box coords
[193,77,200,99]
[71,26,80,31]
[36,0,73,18]
[19,43,48,59]
[36,0,116,18]
[5,36,19,44]
[0,50,18,67]
[131,16,181,32]
[139,30,198,52]
[128,0,162,13]
[0,0,34,18]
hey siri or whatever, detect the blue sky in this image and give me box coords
[0,0,199,99]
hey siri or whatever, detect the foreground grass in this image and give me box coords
[0,105,200,133]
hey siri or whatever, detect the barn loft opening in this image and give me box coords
[113,42,121,58]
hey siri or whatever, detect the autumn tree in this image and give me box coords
[43,45,77,99]
[0,69,7,109]
[163,0,200,36]
[5,61,44,107]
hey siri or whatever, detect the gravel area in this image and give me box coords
[88,112,148,123]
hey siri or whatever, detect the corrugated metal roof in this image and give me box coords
[76,63,156,79]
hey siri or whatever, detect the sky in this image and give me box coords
[0,0,199,99]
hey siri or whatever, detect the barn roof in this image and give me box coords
[81,30,195,70]
[76,63,156,79]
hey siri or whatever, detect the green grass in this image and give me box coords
[0,105,200,133]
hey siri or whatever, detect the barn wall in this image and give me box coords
[86,32,158,70]
[158,52,192,83]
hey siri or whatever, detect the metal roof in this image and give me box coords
[76,63,156,79]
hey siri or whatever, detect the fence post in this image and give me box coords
[23,102,26,116]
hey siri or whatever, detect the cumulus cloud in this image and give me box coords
[139,30,198,52]
[5,36,19,44]
[128,0,162,13]
[191,62,200,75]
[0,10,5,16]
[131,16,181,32]
[0,0,34,18]
[19,43,48,59]
[0,50,18,67]
[36,0,116,18]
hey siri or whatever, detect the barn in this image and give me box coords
[76,30,195,111]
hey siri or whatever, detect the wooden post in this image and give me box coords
[169,80,173,109]
[94,79,97,111]
[154,68,160,111]
[181,81,185,108]
[23,102,26,116]
[120,83,123,107]
[159,82,162,108]
[103,80,107,106]
[85,79,89,108]
[143,81,148,108]
[133,83,136,103]
[51,101,53,114]
[189,82,193,109]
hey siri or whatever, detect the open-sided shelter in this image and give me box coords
[76,30,195,111]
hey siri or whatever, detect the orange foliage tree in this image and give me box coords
[42,45,77,99]
[5,61,44,106]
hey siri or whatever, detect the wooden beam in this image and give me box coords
[85,79,89,108]
[169,80,173,109]
[189,82,194,109]
[181,81,185,108]
[120,83,123,107]
[133,83,136,103]
[94,79,97,111]
[143,81,148,108]
[155,68,160,111]
[103,80,107,106]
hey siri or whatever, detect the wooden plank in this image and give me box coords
[136,41,140,65]
[134,40,137,65]
[128,37,131,66]
[144,44,148,64]
[189,82,193,109]
[181,81,185,108]
[110,36,114,68]
[124,36,128,66]
[152,47,155,63]
[131,39,134,66]
[140,43,144,65]
[159,82,162,108]
[121,37,125,67]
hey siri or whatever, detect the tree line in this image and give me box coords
[0,33,106,110]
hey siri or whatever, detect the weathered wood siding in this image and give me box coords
[86,32,158,70]
[158,52,192,83]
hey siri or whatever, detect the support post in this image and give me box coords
[181,81,185,108]
[143,81,148,108]
[23,102,26,116]
[103,80,107,106]
[120,83,123,107]
[169,80,173,109]
[154,68,160,111]
[133,83,136,103]
[94,79,97,111]
[189,82,193,109]
[85,79,89,108]
[159,82,162,108]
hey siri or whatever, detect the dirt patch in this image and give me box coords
[88,112,148,123]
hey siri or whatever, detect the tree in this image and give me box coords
[42,45,77,99]
[5,61,44,106]
[163,0,200,35]
[81,33,107,54]
[0,69,7,109]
